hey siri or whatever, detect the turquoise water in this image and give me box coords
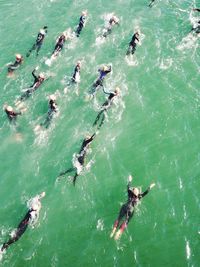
[0,0,200,266]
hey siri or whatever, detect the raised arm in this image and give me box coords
[139,183,155,199]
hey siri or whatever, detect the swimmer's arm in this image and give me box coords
[139,183,155,199]
[193,8,200,12]
[32,69,37,79]
[127,175,133,191]
[102,86,111,95]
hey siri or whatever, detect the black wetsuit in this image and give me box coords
[1,209,34,252]
[76,15,86,37]
[72,64,81,82]
[20,70,44,100]
[93,89,117,129]
[113,182,150,232]
[8,58,23,73]
[127,34,139,55]
[52,35,66,56]
[93,66,112,89]
[5,109,21,123]
[58,134,96,185]
[26,27,48,57]
[41,99,57,128]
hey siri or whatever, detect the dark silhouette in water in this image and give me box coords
[7,54,23,76]
[40,95,58,128]
[91,65,112,94]
[126,32,140,55]
[110,175,155,240]
[26,26,48,57]
[76,11,88,37]
[93,87,119,129]
[0,192,45,252]
[58,133,96,185]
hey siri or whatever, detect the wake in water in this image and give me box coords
[0,192,45,261]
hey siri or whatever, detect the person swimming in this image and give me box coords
[91,65,112,94]
[71,61,81,83]
[93,87,119,129]
[51,32,68,57]
[126,32,140,55]
[4,105,22,123]
[19,67,46,101]
[102,15,119,38]
[7,54,23,75]
[76,11,88,37]
[58,133,96,185]
[40,94,58,128]
[110,175,155,240]
[0,192,45,253]
[26,26,48,57]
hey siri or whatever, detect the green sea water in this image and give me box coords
[0,0,200,266]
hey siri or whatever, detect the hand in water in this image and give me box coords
[128,175,132,182]
[150,183,156,189]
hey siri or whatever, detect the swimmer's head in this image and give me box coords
[82,10,88,16]
[5,105,13,112]
[40,29,46,35]
[77,60,81,66]
[114,87,120,94]
[132,187,139,197]
[49,94,56,101]
[16,54,22,60]
[39,73,45,79]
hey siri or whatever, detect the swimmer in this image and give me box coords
[93,87,119,129]
[7,54,23,76]
[4,105,22,123]
[76,11,88,37]
[91,65,112,93]
[26,26,48,57]
[19,67,46,101]
[110,175,155,240]
[51,32,68,57]
[126,32,140,55]
[102,15,119,38]
[0,192,45,252]
[58,133,96,185]
[40,94,58,128]
[71,61,81,83]
[193,8,200,12]
[149,0,156,8]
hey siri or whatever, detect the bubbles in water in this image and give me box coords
[96,219,104,231]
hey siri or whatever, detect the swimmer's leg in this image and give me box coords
[36,43,42,56]
[93,110,104,126]
[111,204,127,238]
[58,167,76,178]
[115,209,134,240]
[97,112,105,129]
[26,43,36,57]
[72,173,79,186]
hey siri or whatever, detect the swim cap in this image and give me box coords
[49,94,56,101]
[40,29,45,35]
[6,106,13,112]
[77,61,81,66]
[132,187,139,196]
[39,73,45,79]
[82,10,87,16]
[103,66,109,71]
[16,54,22,59]
[115,87,120,94]
[40,191,46,198]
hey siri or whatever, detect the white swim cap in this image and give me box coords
[6,106,13,112]
[132,187,139,196]
[40,29,45,35]
[49,94,56,101]
[82,10,87,16]
[40,191,46,198]
[77,61,81,65]
[39,73,45,79]
[16,54,22,59]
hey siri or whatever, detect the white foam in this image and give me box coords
[185,240,191,260]
[96,219,104,231]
